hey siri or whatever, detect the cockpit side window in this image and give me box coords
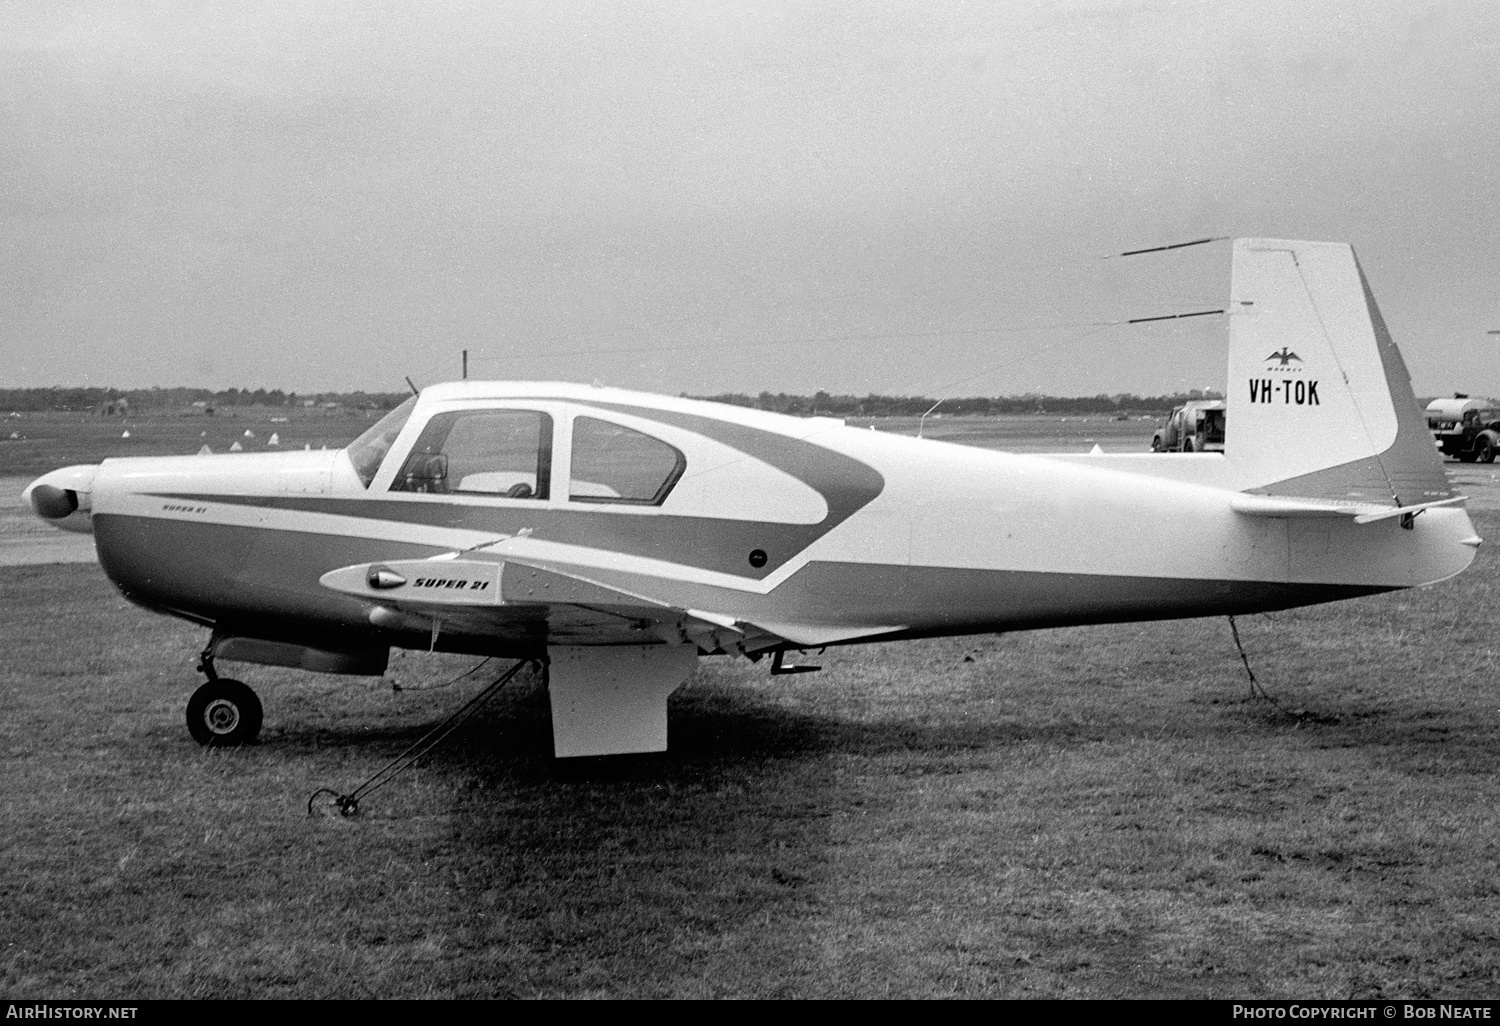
[568,416,685,505]
[346,396,418,488]
[392,409,553,498]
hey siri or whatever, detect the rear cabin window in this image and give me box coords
[392,410,552,498]
[568,416,685,504]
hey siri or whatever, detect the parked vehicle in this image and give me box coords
[1425,394,1500,463]
[1151,400,1226,452]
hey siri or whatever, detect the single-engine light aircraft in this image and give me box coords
[23,239,1481,757]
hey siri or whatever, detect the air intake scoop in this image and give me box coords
[21,464,98,534]
[29,484,78,520]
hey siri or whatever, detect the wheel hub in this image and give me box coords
[203,698,241,734]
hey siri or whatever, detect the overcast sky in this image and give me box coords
[3,1,1497,398]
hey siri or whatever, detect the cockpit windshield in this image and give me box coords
[346,396,418,487]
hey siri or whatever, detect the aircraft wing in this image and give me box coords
[319,556,815,653]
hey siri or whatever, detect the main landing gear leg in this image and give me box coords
[186,636,263,747]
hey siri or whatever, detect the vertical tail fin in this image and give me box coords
[1225,238,1451,504]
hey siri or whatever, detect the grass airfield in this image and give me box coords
[2,415,1499,999]
[1,407,377,480]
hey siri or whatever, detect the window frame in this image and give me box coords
[345,396,420,489]
[565,414,687,507]
[382,405,556,500]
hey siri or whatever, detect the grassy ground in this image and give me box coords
[2,513,1497,998]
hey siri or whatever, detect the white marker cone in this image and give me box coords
[230,440,243,452]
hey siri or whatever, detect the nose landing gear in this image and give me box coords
[187,645,263,746]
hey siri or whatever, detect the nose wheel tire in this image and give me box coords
[187,679,263,747]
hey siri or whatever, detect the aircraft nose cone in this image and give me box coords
[28,483,77,519]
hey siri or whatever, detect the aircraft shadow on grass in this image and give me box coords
[273,672,1123,772]
[269,668,1497,780]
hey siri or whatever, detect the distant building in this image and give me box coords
[94,398,130,417]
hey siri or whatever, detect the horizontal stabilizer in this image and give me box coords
[1230,493,1466,522]
[1352,497,1468,524]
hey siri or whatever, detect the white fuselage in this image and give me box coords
[23,382,1479,657]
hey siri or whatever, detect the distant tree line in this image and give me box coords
[0,387,411,413]
[2,385,1226,417]
[689,390,1225,417]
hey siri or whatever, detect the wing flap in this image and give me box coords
[746,621,909,647]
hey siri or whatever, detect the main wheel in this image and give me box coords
[1477,437,1496,464]
[186,679,263,747]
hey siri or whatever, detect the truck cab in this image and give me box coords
[1151,400,1226,453]
[1426,394,1500,463]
